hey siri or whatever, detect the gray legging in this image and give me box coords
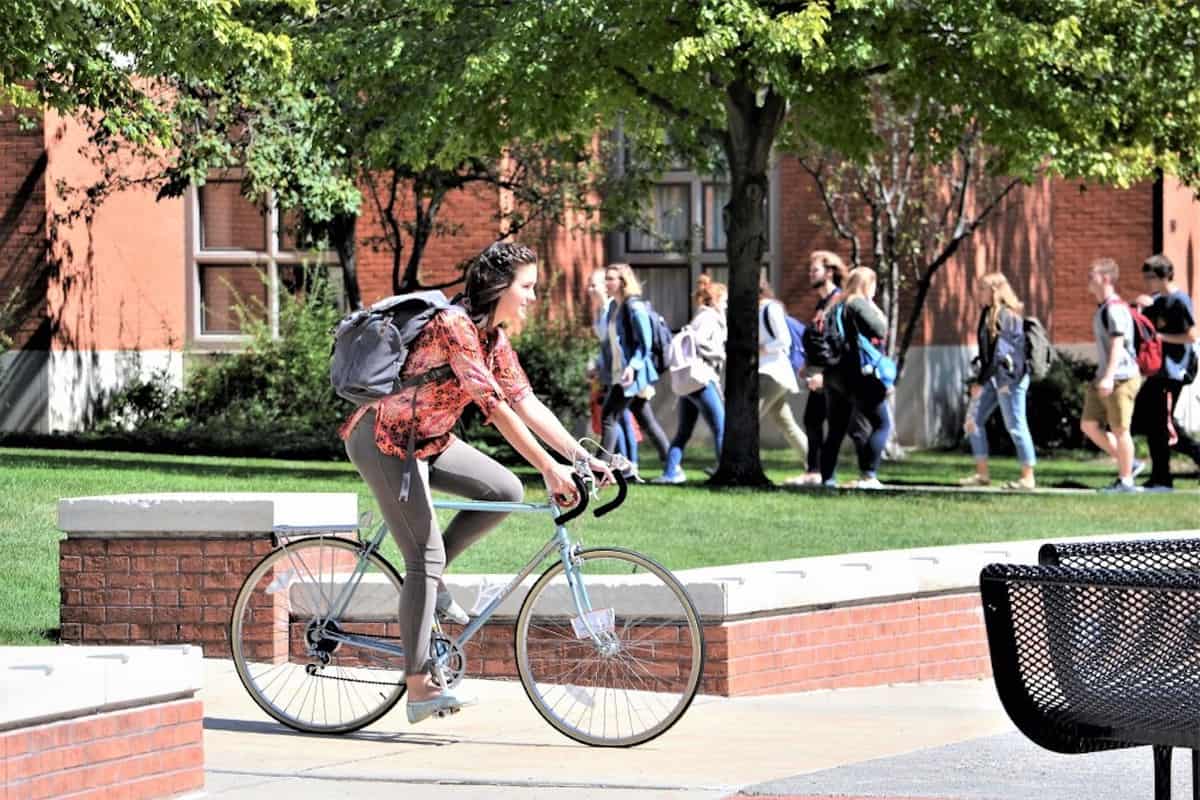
[345,411,523,673]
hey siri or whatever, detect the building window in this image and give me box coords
[609,140,776,330]
[188,177,342,344]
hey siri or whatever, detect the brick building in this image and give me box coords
[3,108,1199,445]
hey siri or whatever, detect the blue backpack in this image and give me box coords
[828,303,897,388]
[762,301,807,373]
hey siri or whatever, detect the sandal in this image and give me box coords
[1002,478,1036,491]
[958,474,991,487]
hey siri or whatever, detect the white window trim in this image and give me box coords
[185,183,339,350]
[608,133,781,317]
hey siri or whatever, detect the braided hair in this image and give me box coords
[460,242,537,327]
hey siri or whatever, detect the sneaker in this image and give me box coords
[820,478,839,489]
[1100,479,1141,494]
[1141,481,1175,493]
[1131,459,1147,480]
[958,474,991,487]
[783,473,822,487]
[1002,477,1036,491]
[702,465,717,478]
[650,470,687,485]
[853,476,884,490]
[436,589,470,625]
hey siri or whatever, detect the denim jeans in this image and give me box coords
[664,381,725,476]
[968,375,1036,467]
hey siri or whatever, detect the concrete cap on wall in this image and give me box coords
[57,492,360,536]
[0,644,203,730]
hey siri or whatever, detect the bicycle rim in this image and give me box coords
[515,547,705,746]
[230,536,407,734]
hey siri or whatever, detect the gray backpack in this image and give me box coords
[1023,316,1054,381]
[330,290,455,405]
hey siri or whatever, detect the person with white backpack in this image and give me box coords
[652,281,728,484]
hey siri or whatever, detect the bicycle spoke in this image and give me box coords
[516,549,704,746]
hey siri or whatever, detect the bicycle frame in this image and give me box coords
[284,495,605,664]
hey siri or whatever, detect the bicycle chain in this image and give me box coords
[304,632,405,687]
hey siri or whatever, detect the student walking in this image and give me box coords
[341,242,612,724]
[586,268,637,460]
[818,267,892,489]
[1131,254,1200,490]
[792,251,847,486]
[959,272,1037,490]
[1079,257,1144,492]
[653,281,727,483]
[759,278,808,465]
[598,263,670,471]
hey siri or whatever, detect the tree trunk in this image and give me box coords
[328,212,362,309]
[710,81,786,487]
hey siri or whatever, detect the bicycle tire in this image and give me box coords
[230,536,408,734]
[514,547,705,746]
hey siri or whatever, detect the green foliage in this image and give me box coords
[95,270,348,459]
[981,348,1094,454]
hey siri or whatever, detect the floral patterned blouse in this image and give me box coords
[339,309,532,460]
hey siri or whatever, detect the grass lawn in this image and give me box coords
[2,444,1198,646]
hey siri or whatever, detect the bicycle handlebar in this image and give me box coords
[553,473,590,525]
[593,470,628,518]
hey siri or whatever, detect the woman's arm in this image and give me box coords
[514,394,585,461]
[626,301,653,371]
[490,401,580,502]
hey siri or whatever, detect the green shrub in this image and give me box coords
[95,271,348,459]
[982,347,1093,454]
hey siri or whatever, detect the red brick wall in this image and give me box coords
[1049,179,1154,344]
[1,699,203,800]
[59,538,277,657]
[0,105,48,349]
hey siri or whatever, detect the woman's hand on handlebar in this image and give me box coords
[542,462,581,507]
[586,457,616,488]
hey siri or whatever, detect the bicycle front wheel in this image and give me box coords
[230,536,407,734]
[515,547,705,747]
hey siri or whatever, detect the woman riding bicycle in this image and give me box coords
[341,241,613,724]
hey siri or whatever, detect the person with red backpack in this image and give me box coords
[1080,257,1145,493]
[1131,254,1200,490]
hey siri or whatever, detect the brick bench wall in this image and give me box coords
[0,699,204,800]
[59,537,276,658]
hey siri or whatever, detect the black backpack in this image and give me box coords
[329,290,454,404]
[802,303,849,368]
[620,297,672,373]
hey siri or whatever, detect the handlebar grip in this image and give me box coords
[554,473,590,525]
[593,469,628,518]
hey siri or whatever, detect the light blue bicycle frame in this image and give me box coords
[280,495,609,665]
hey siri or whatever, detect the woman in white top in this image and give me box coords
[652,281,727,483]
[758,277,808,464]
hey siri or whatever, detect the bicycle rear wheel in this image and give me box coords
[230,536,407,734]
[515,547,705,746]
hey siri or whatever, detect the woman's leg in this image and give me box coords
[759,374,808,460]
[803,388,827,474]
[600,386,632,456]
[855,391,892,478]
[429,438,525,566]
[968,382,1000,480]
[621,410,639,463]
[997,377,1037,476]
[664,393,701,476]
[696,381,725,457]
[345,413,442,695]
[629,395,670,464]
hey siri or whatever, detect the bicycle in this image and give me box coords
[229,468,705,747]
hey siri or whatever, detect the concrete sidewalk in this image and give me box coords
[199,658,1017,799]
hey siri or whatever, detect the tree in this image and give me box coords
[0,0,305,141]
[793,89,1021,374]
[400,0,1200,485]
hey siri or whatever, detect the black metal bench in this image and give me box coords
[982,537,1200,800]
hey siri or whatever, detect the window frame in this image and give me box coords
[608,134,780,326]
[186,177,340,349]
